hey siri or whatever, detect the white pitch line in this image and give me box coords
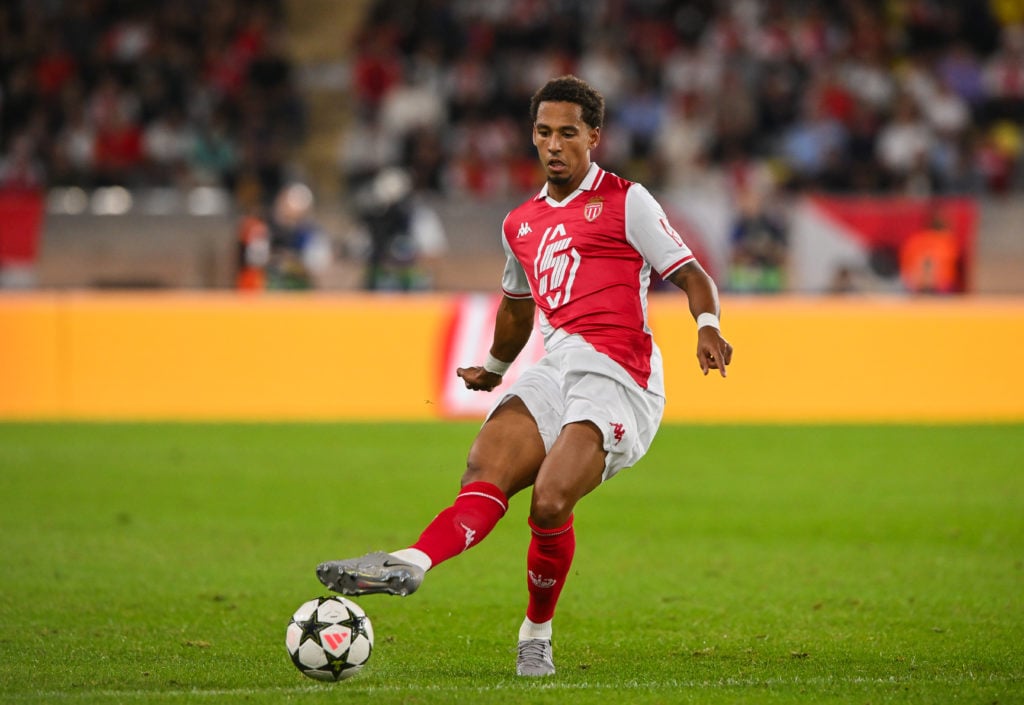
[5,673,1021,701]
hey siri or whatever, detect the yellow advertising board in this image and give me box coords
[1,293,1021,422]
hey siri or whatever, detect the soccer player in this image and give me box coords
[317,75,733,677]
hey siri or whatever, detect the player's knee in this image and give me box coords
[529,490,573,529]
[460,457,486,487]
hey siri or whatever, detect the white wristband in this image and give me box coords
[697,312,720,330]
[483,353,512,376]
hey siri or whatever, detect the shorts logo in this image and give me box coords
[610,422,626,445]
[584,196,604,222]
[529,570,557,588]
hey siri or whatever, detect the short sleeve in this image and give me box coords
[624,184,695,278]
[499,216,532,298]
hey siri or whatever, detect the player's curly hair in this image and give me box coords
[529,75,605,129]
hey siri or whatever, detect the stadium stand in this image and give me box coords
[1,0,1022,291]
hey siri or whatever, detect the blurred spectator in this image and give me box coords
[50,105,96,187]
[841,48,897,116]
[93,104,144,187]
[875,94,934,193]
[780,100,848,189]
[937,41,988,109]
[726,188,788,294]
[899,211,963,294]
[267,183,333,290]
[841,103,886,192]
[975,119,1023,193]
[143,107,194,186]
[0,132,45,192]
[982,23,1024,122]
[578,38,633,107]
[351,168,448,291]
[338,109,404,193]
[662,40,721,99]
[192,110,239,190]
[654,91,712,190]
[235,207,271,291]
[615,76,666,164]
[379,71,447,140]
[351,24,404,112]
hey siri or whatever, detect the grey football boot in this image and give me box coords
[317,551,425,596]
[516,638,555,677]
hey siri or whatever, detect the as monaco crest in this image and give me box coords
[583,196,604,222]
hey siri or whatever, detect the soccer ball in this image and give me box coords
[285,596,374,681]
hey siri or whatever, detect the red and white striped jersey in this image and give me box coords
[500,163,695,393]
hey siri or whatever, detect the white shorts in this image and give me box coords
[487,337,665,481]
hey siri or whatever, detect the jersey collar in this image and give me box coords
[534,162,602,202]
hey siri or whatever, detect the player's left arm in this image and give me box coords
[624,184,733,377]
[667,261,733,377]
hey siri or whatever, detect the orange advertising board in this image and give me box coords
[1,293,1022,422]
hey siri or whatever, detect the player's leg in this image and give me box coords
[530,420,606,529]
[404,396,546,565]
[516,350,667,677]
[317,396,546,596]
[517,420,605,676]
[524,419,606,631]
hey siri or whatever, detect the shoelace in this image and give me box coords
[517,639,551,665]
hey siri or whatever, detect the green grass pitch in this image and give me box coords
[1,422,1021,704]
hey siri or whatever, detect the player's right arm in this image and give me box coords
[458,216,536,391]
[457,296,535,392]
[667,260,733,377]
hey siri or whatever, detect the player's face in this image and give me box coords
[532,101,600,199]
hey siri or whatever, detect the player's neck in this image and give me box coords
[546,160,592,201]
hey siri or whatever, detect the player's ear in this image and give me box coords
[588,126,601,150]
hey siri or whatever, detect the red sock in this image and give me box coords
[525,515,575,624]
[411,481,508,567]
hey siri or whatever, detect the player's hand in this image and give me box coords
[457,366,504,392]
[697,327,733,377]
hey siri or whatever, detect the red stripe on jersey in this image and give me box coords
[501,288,534,299]
[661,254,695,279]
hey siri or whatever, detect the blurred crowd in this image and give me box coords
[4,0,1022,205]
[2,0,1020,294]
[342,0,1024,200]
[0,0,305,206]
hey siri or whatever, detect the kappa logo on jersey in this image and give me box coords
[610,422,626,445]
[517,222,532,238]
[529,570,557,589]
[583,196,604,222]
[535,223,580,308]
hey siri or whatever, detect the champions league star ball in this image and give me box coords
[285,596,374,681]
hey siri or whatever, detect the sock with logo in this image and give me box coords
[409,481,508,568]
[525,515,575,624]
